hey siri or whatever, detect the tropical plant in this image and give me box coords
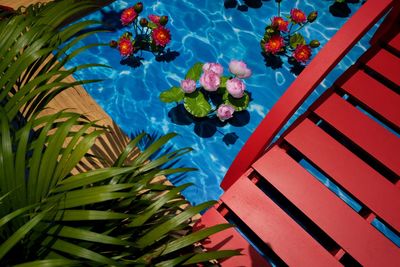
[0,0,238,266]
[160,60,252,122]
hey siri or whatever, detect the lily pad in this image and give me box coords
[185,62,204,81]
[160,86,184,103]
[147,21,158,30]
[289,33,306,49]
[183,91,211,117]
[223,92,250,111]
[220,76,229,88]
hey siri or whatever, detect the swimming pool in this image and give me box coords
[65,0,370,205]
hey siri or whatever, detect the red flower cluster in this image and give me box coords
[271,16,288,32]
[118,37,134,57]
[120,7,137,26]
[261,6,319,67]
[290,8,307,24]
[293,44,312,63]
[152,27,171,47]
[264,35,285,55]
[111,2,172,59]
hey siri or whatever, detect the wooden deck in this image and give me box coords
[2,0,52,9]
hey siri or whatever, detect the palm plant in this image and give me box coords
[0,1,238,266]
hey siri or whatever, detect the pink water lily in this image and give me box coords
[226,78,245,98]
[180,79,197,94]
[200,70,220,91]
[202,63,224,76]
[217,104,235,121]
[228,60,252,79]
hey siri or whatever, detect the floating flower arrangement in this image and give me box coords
[261,5,320,70]
[109,2,172,60]
[160,60,252,122]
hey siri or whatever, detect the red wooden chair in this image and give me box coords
[195,0,400,265]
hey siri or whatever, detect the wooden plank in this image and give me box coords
[388,32,400,53]
[284,119,400,233]
[314,93,400,176]
[252,146,400,267]
[340,70,400,128]
[1,0,52,9]
[195,207,270,267]
[366,48,400,85]
[221,176,341,267]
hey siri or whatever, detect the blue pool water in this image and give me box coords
[66,0,372,205]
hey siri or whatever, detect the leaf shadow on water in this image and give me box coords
[167,104,250,146]
[224,0,271,11]
[261,52,284,70]
[261,52,305,76]
[120,56,144,68]
[100,8,124,31]
[155,49,180,63]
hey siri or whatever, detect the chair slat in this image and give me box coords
[314,93,400,176]
[366,48,400,85]
[340,70,400,128]
[196,207,270,267]
[221,176,340,267]
[253,145,400,266]
[284,119,400,232]
[388,32,400,53]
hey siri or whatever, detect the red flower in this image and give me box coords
[264,35,285,55]
[271,16,288,32]
[152,27,171,47]
[148,14,161,25]
[118,37,134,56]
[121,7,138,25]
[290,8,307,24]
[293,44,312,63]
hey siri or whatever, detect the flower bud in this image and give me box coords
[309,40,320,48]
[109,40,118,48]
[159,15,169,26]
[140,18,148,27]
[307,11,318,23]
[133,2,143,13]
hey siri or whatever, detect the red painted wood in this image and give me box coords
[252,146,400,266]
[284,119,400,232]
[389,32,400,52]
[370,1,400,46]
[366,48,400,85]
[221,176,341,267]
[340,70,400,128]
[221,0,394,190]
[314,93,400,176]
[195,207,270,267]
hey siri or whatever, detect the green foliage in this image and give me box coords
[289,33,306,49]
[223,92,250,111]
[0,1,239,266]
[185,62,204,80]
[159,86,185,102]
[183,91,212,117]
[220,76,229,88]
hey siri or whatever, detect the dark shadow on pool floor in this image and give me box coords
[168,104,250,146]
[224,0,271,12]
